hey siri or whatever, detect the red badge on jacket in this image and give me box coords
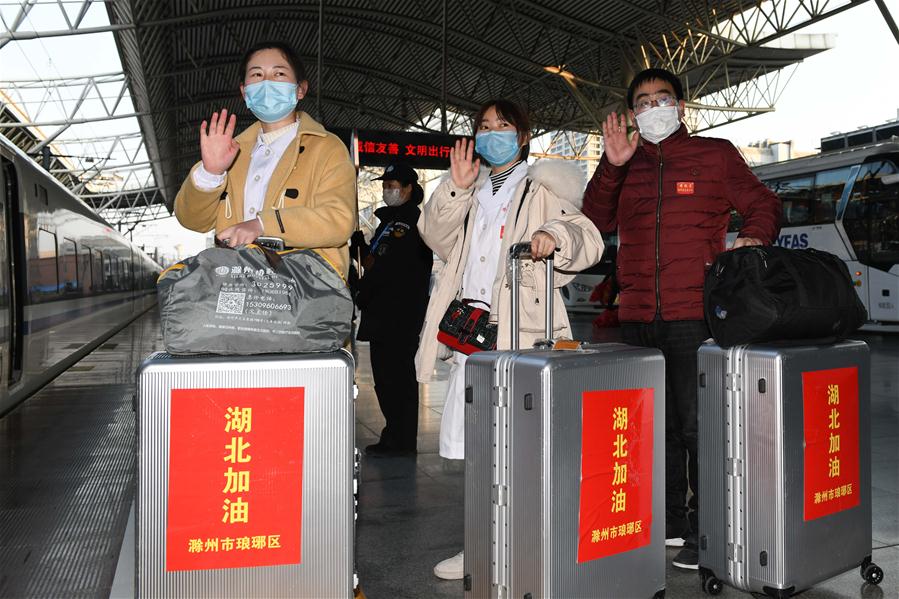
[676,181,695,195]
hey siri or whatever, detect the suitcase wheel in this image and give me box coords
[701,573,723,596]
[861,561,884,585]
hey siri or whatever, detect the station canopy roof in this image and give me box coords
[1,0,849,225]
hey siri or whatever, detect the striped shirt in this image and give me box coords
[489,160,524,195]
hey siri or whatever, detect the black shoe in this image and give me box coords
[672,546,699,570]
[665,522,688,547]
[364,442,416,457]
[665,517,689,547]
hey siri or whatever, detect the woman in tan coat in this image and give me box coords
[174,41,356,277]
[419,99,604,579]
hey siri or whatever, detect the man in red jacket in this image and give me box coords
[582,68,781,570]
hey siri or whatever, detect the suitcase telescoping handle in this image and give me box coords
[508,241,554,351]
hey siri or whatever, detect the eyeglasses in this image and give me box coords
[633,93,677,114]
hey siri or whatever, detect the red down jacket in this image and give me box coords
[583,125,781,323]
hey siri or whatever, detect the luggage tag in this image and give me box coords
[552,339,584,351]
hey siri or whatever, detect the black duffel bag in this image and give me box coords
[704,246,867,348]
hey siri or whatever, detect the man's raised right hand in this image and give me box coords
[602,111,638,167]
[200,108,239,175]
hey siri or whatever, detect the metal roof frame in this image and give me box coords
[1,0,880,227]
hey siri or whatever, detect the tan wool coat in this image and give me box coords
[174,111,357,277]
[415,160,605,382]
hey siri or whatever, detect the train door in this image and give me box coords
[0,157,24,388]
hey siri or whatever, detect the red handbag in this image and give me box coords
[437,299,498,355]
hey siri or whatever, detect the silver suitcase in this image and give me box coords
[697,340,885,597]
[136,351,356,598]
[464,243,666,599]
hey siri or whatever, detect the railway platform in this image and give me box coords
[0,312,896,598]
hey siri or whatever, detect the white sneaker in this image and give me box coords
[665,536,686,547]
[433,550,464,580]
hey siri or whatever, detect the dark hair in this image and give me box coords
[626,68,684,109]
[410,182,424,205]
[239,41,308,82]
[473,99,531,160]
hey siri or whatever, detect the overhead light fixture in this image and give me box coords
[543,66,624,94]
[543,65,576,82]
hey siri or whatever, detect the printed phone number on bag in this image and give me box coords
[249,283,293,297]
[247,301,290,311]
[216,292,291,316]
[220,280,292,296]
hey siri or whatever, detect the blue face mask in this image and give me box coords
[243,80,298,123]
[475,130,522,166]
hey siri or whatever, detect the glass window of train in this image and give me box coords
[30,229,58,301]
[771,177,813,226]
[80,245,92,293]
[812,167,851,224]
[93,250,104,292]
[59,238,78,294]
[103,254,112,289]
[111,258,118,290]
[849,160,899,269]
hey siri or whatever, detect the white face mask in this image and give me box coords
[635,105,681,144]
[382,188,405,206]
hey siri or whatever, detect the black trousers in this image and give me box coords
[621,319,710,539]
[369,337,420,450]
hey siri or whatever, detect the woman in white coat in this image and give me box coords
[416,99,604,579]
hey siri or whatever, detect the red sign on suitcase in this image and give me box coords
[166,387,305,571]
[803,367,860,521]
[577,388,654,563]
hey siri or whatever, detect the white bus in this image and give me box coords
[729,141,899,325]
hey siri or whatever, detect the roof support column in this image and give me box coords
[317,0,324,120]
[441,0,448,134]
[874,0,899,45]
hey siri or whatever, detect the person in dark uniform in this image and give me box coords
[353,163,433,456]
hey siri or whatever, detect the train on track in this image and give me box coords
[0,134,159,416]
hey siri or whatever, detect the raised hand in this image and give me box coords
[449,138,480,190]
[601,111,638,167]
[200,108,239,175]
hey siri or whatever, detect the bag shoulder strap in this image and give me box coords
[514,178,532,226]
[451,176,532,297]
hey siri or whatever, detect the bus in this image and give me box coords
[730,140,899,325]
